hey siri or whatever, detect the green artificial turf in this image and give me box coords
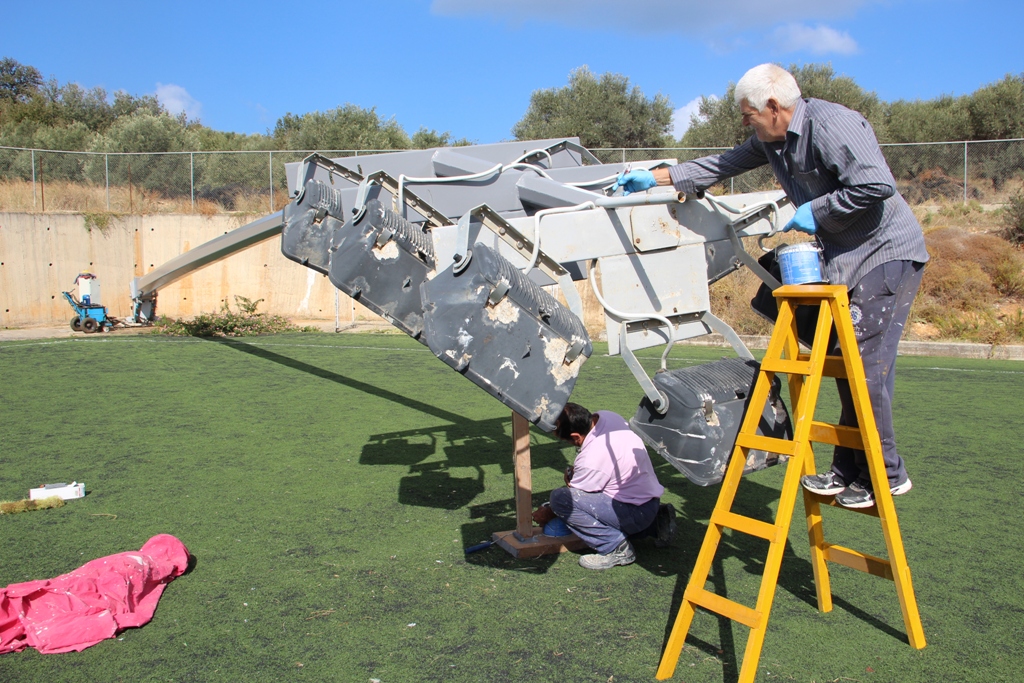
[1,332,1023,682]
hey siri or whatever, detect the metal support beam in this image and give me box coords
[130,210,285,301]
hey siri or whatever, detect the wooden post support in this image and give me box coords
[492,410,587,559]
[513,410,534,540]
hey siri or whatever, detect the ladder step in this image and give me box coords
[824,543,894,580]
[734,432,799,457]
[796,354,848,379]
[711,510,781,542]
[758,357,813,376]
[809,422,864,449]
[685,587,762,629]
[804,491,881,518]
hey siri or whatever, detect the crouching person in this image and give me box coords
[534,403,676,570]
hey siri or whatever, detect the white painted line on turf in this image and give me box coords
[0,336,426,354]
[3,337,1023,375]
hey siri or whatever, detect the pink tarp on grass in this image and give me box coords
[0,534,190,654]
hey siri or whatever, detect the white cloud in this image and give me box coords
[431,0,873,36]
[672,94,716,139]
[156,83,202,120]
[771,23,859,55]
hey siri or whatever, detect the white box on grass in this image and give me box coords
[29,482,85,500]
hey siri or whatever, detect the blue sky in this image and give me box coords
[2,0,1021,144]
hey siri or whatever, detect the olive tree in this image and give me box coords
[512,66,674,150]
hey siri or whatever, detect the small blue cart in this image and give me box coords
[62,290,115,333]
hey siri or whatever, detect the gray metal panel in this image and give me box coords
[284,138,590,196]
[630,358,792,486]
[597,249,711,354]
[130,211,284,300]
[515,174,604,209]
[431,148,500,177]
[280,179,346,274]
[420,242,591,432]
[327,200,436,341]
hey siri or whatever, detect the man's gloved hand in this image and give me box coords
[615,169,657,195]
[784,203,817,234]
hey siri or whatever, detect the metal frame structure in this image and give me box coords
[128,137,794,463]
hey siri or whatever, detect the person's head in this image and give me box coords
[555,402,593,447]
[734,63,802,143]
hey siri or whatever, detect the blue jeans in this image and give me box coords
[549,487,660,554]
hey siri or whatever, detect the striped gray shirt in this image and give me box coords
[669,98,929,288]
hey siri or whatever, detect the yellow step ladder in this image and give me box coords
[656,284,926,682]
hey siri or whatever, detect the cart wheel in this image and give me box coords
[82,317,99,333]
[70,316,83,332]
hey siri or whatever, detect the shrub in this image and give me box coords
[920,227,1024,305]
[1001,191,1024,245]
[153,296,320,337]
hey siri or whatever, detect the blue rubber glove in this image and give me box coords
[615,169,657,195]
[784,203,816,234]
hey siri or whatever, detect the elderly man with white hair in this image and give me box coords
[616,63,929,509]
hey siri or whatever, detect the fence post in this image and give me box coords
[269,151,274,212]
[31,150,36,210]
[39,154,45,213]
[190,152,195,212]
[105,154,110,211]
[963,141,968,204]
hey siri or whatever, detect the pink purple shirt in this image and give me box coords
[569,411,665,504]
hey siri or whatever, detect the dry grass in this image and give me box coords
[0,495,64,514]
[0,179,291,215]
[911,226,1024,342]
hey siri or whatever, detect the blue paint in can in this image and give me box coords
[778,243,824,285]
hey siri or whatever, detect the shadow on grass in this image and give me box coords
[209,338,469,424]
[650,472,835,682]
[210,338,570,571]
[362,419,571,573]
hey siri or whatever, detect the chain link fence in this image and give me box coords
[2,140,1022,214]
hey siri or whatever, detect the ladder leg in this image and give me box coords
[803,471,833,612]
[657,399,764,680]
[829,297,926,648]
[655,599,697,680]
[655,511,726,679]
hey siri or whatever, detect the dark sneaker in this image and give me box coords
[579,540,636,570]
[835,481,875,508]
[801,471,846,495]
[655,503,678,548]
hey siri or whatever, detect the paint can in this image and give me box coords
[543,517,570,537]
[777,243,825,285]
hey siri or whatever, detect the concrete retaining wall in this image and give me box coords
[0,212,359,327]
[0,212,607,333]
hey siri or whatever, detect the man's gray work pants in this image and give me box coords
[828,260,925,489]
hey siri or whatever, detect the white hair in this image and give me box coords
[734,64,802,111]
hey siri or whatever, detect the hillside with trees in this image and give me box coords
[2,57,1023,343]
[680,63,1024,148]
[4,57,1023,154]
